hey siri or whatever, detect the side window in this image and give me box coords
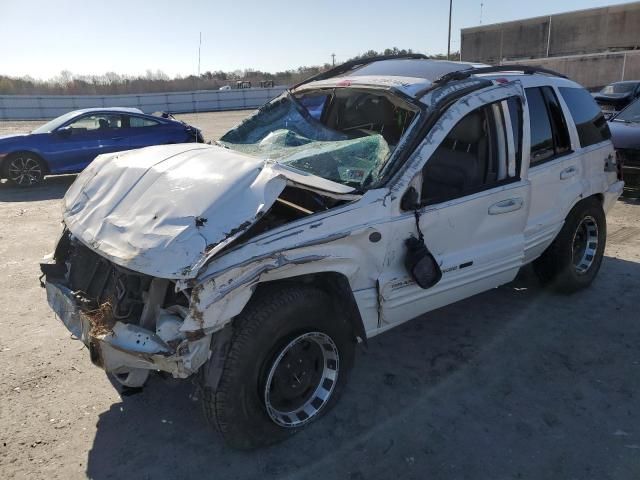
[67,114,122,131]
[558,87,611,147]
[129,116,160,128]
[525,87,571,166]
[542,87,571,156]
[296,93,329,120]
[524,87,554,164]
[421,99,519,205]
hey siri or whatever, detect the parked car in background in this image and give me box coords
[41,57,623,449]
[594,80,640,118]
[609,97,640,181]
[0,107,203,187]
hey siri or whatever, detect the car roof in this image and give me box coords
[346,58,486,81]
[295,58,582,99]
[70,107,145,115]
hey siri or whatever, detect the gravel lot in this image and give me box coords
[1,111,640,479]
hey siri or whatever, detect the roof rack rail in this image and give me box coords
[291,53,429,90]
[433,64,567,85]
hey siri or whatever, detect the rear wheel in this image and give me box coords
[201,285,355,450]
[533,197,606,293]
[4,153,46,187]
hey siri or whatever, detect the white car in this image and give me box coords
[41,55,624,449]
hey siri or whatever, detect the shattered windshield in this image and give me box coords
[219,91,417,189]
[614,98,640,123]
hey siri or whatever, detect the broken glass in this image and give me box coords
[220,93,391,188]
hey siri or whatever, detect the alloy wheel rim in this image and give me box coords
[572,216,598,275]
[264,332,339,428]
[8,157,43,185]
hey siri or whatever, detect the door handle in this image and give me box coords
[560,165,577,180]
[488,197,524,215]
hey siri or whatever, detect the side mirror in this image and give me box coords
[57,126,73,137]
[404,236,442,289]
[400,186,420,211]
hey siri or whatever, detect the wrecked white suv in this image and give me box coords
[41,56,624,449]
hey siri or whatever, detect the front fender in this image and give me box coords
[181,228,383,334]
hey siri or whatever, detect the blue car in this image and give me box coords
[0,107,204,186]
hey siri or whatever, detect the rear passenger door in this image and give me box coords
[522,86,581,263]
[557,86,614,200]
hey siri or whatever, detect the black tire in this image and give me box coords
[3,153,47,187]
[202,284,355,450]
[533,197,606,293]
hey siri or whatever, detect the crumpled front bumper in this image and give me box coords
[46,281,210,378]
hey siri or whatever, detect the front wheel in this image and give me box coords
[4,153,47,187]
[201,285,355,450]
[533,197,606,293]
[109,368,150,388]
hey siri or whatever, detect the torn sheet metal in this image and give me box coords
[46,281,210,377]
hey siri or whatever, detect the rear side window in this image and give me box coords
[129,116,160,128]
[558,87,611,147]
[525,87,571,166]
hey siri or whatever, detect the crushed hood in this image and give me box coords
[63,143,353,279]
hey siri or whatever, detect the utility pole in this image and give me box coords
[331,53,336,66]
[198,32,202,77]
[447,0,453,60]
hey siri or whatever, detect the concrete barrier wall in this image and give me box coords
[461,2,640,63]
[0,86,287,120]
[502,50,640,90]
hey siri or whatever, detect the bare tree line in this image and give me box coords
[0,48,456,95]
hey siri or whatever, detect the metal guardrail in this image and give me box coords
[0,87,287,120]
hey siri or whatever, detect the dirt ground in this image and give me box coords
[1,111,640,479]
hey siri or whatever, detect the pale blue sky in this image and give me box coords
[0,0,636,79]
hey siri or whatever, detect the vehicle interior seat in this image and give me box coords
[333,95,401,144]
[421,110,488,202]
[98,119,109,129]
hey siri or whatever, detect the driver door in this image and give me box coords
[377,81,531,330]
[48,113,126,173]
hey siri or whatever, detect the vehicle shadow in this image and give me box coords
[85,257,640,479]
[0,175,76,202]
